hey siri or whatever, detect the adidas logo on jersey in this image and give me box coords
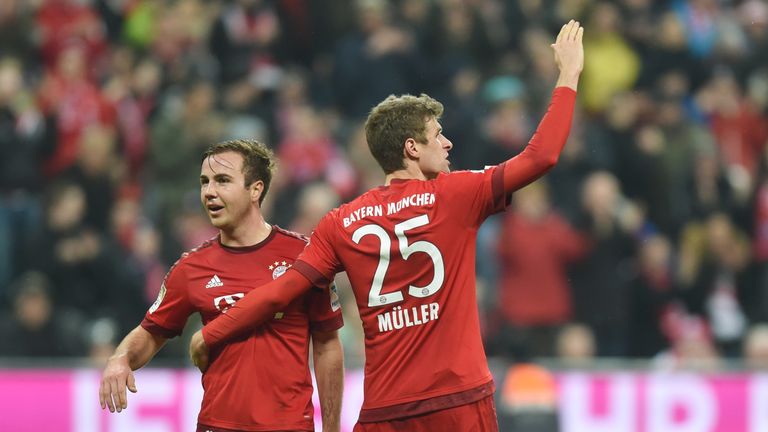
[205,275,224,288]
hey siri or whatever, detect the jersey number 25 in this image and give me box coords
[352,214,445,307]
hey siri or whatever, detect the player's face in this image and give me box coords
[200,151,255,230]
[418,117,453,179]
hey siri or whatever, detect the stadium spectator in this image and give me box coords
[61,124,119,232]
[570,171,639,356]
[678,213,755,357]
[209,0,283,86]
[654,310,722,371]
[0,271,86,357]
[743,323,768,369]
[333,0,418,118]
[37,42,115,177]
[627,234,678,358]
[147,80,225,226]
[34,0,107,70]
[489,180,589,359]
[580,2,640,113]
[555,323,596,366]
[23,181,143,327]
[0,56,47,293]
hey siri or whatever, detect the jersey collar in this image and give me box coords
[218,225,277,254]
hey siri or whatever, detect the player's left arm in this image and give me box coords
[501,20,583,194]
[311,329,344,432]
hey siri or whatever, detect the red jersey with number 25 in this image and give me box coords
[141,226,343,431]
[293,164,507,422]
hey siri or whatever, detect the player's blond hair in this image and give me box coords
[202,139,276,205]
[364,94,444,174]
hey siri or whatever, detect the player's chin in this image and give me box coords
[207,213,226,226]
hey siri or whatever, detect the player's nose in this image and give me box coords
[202,183,217,198]
[442,135,453,150]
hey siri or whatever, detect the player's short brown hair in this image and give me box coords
[364,94,444,174]
[202,139,276,205]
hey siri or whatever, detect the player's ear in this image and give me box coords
[403,138,420,160]
[250,180,264,203]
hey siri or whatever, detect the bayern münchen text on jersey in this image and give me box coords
[343,192,436,228]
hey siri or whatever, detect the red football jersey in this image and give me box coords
[141,227,343,431]
[293,166,507,421]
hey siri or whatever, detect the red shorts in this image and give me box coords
[353,395,498,432]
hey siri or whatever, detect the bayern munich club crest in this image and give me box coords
[269,261,292,279]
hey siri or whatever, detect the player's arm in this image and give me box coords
[190,270,314,370]
[502,20,584,193]
[312,330,344,432]
[99,325,167,413]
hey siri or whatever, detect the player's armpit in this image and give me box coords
[502,87,576,193]
[202,269,314,348]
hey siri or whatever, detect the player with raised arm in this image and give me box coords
[99,140,344,432]
[191,20,584,430]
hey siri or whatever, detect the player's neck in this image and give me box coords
[384,163,429,185]
[219,212,272,247]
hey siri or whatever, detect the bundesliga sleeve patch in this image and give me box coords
[149,283,166,314]
[329,283,341,312]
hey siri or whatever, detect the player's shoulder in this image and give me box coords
[172,235,219,270]
[438,166,497,180]
[158,235,218,287]
[317,200,350,224]
[431,166,499,189]
[326,189,383,220]
[273,225,310,244]
[340,185,389,208]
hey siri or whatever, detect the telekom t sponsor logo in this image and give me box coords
[558,372,768,432]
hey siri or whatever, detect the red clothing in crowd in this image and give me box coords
[36,0,106,68]
[38,73,115,176]
[497,212,588,326]
[710,102,768,177]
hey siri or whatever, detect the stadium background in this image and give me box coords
[1,0,768,430]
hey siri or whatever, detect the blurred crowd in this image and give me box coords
[1,0,768,370]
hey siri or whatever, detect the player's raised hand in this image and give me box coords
[190,330,210,372]
[99,354,137,413]
[551,20,584,90]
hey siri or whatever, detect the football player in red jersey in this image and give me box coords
[191,20,584,431]
[99,140,344,432]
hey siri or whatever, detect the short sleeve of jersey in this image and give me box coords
[140,263,195,338]
[293,212,343,286]
[307,282,344,333]
[436,164,507,227]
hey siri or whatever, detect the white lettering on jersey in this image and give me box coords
[343,205,384,228]
[386,193,435,216]
[377,302,439,332]
[213,293,245,312]
[148,283,166,314]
